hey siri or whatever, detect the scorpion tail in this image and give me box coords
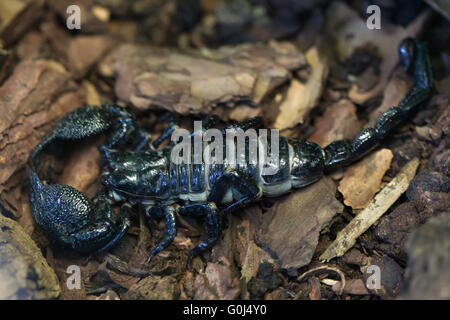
[323,38,433,171]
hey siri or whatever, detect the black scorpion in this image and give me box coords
[29,38,433,262]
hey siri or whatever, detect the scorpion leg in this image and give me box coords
[179,202,219,256]
[152,113,226,150]
[152,113,180,149]
[99,126,155,171]
[179,173,260,256]
[145,204,179,262]
[132,127,153,152]
[208,172,260,210]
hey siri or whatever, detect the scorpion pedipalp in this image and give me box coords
[30,168,131,252]
[29,104,138,253]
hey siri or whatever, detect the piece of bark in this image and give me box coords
[342,249,369,267]
[338,148,394,209]
[428,138,450,177]
[368,72,413,126]
[309,99,362,148]
[256,177,343,276]
[0,215,60,299]
[67,35,117,78]
[247,262,283,299]
[0,59,86,192]
[231,206,275,299]
[122,275,180,300]
[58,135,103,193]
[320,158,420,262]
[193,257,241,300]
[332,279,369,296]
[0,0,45,45]
[325,2,429,104]
[273,47,329,130]
[16,30,45,60]
[234,207,265,281]
[82,80,102,106]
[427,95,450,144]
[99,41,306,114]
[0,43,14,84]
[204,41,306,101]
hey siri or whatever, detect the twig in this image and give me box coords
[320,158,419,262]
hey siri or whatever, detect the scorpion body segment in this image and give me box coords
[29,38,433,260]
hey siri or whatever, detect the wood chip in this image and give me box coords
[368,72,413,126]
[0,215,60,299]
[0,59,86,191]
[309,99,361,148]
[320,158,419,262]
[0,0,45,45]
[273,47,328,130]
[193,257,241,300]
[67,36,116,78]
[338,148,394,209]
[99,41,306,115]
[257,177,343,275]
[58,135,103,194]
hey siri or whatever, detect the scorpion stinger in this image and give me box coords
[29,38,434,261]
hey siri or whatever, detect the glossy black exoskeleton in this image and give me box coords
[29,38,433,261]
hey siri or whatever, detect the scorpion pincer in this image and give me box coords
[29,38,433,262]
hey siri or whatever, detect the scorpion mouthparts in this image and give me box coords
[100,172,111,186]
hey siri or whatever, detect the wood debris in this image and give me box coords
[0,59,86,191]
[257,177,343,275]
[273,47,329,130]
[320,158,420,262]
[309,99,361,147]
[99,41,306,115]
[0,215,60,299]
[338,148,394,209]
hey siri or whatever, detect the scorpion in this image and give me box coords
[29,38,433,262]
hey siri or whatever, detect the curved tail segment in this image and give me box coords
[29,105,134,252]
[323,38,433,171]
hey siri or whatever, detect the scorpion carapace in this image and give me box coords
[29,38,433,261]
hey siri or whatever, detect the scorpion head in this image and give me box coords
[101,156,171,200]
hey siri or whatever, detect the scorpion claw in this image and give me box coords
[29,168,130,253]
